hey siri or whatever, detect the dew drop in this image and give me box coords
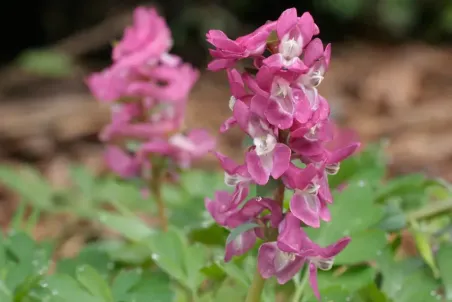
[151,253,160,260]
[343,230,350,236]
[255,196,262,201]
[77,266,86,272]
[346,297,351,302]
[52,289,59,296]
[39,280,48,288]
[32,260,40,267]
[358,180,366,187]
[376,250,382,256]
[431,290,437,296]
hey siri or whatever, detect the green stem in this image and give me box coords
[150,163,168,231]
[292,267,309,302]
[245,267,266,302]
[408,199,452,221]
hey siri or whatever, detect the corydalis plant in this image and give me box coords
[86,6,215,230]
[205,8,360,301]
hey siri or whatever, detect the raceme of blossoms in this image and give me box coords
[204,8,360,300]
[85,7,215,226]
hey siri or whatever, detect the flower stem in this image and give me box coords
[408,199,452,221]
[292,267,309,302]
[150,165,168,231]
[245,266,266,302]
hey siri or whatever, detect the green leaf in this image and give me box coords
[378,200,407,231]
[57,245,111,277]
[145,228,187,285]
[216,261,250,288]
[334,230,387,265]
[411,227,439,278]
[256,178,280,198]
[226,222,260,245]
[212,280,246,302]
[69,165,96,200]
[201,262,226,281]
[184,244,207,291]
[126,271,173,302]
[329,143,386,189]
[189,223,228,246]
[107,242,151,265]
[0,166,54,209]
[46,274,104,302]
[437,242,452,300]
[98,211,153,242]
[376,249,439,301]
[304,285,352,302]
[180,170,226,198]
[16,49,75,77]
[111,269,142,301]
[307,181,384,246]
[76,265,113,302]
[315,266,376,293]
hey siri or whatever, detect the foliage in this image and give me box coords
[1,143,452,301]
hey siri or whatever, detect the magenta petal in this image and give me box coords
[258,242,305,284]
[220,116,237,133]
[104,146,140,178]
[215,152,240,174]
[277,8,298,38]
[262,54,284,71]
[318,172,333,204]
[327,142,360,164]
[246,150,270,185]
[250,94,270,118]
[319,199,331,222]
[303,38,324,67]
[294,92,312,123]
[271,144,291,179]
[265,98,293,129]
[309,262,321,300]
[320,237,351,258]
[224,229,257,262]
[232,99,251,133]
[290,192,321,228]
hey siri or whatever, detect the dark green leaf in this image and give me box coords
[437,242,452,300]
[46,274,103,302]
[189,223,228,246]
[111,269,142,301]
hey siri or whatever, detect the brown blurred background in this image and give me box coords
[0,0,451,226]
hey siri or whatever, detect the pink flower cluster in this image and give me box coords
[205,8,360,299]
[86,7,215,181]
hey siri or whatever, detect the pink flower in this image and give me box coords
[205,194,283,262]
[206,22,276,71]
[258,213,350,299]
[129,60,199,102]
[232,100,291,185]
[215,152,253,206]
[262,9,318,72]
[104,145,142,178]
[113,7,172,69]
[85,66,129,102]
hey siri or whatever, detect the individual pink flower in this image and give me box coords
[104,145,141,178]
[206,22,276,71]
[258,213,350,299]
[232,100,291,185]
[205,193,283,262]
[262,9,318,72]
[113,7,172,69]
[215,152,253,206]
